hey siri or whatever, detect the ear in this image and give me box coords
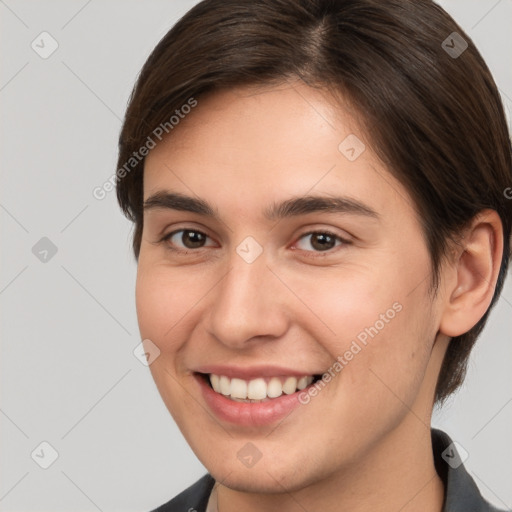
[439,209,504,338]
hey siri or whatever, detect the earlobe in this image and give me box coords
[439,210,503,338]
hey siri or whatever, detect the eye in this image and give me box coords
[162,229,216,251]
[294,231,348,253]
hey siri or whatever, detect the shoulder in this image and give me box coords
[150,474,215,512]
[431,429,509,512]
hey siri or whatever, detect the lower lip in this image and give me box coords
[196,374,307,427]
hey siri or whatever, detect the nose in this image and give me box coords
[204,251,290,349]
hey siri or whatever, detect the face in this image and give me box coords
[137,82,448,492]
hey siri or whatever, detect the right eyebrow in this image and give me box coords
[143,191,220,219]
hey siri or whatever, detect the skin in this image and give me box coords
[136,81,503,512]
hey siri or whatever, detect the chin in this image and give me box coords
[202,448,329,495]
[211,466,311,494]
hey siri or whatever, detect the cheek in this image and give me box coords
[135,263,205,422]
[282,265,404,350]
[135,262,203,349]
[336,288,435,421]
[289,262,435,402]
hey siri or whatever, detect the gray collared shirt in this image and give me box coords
[431,428,506,511]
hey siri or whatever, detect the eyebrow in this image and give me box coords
[143,191,380,221]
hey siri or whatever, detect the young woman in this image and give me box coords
[116,1,511,510]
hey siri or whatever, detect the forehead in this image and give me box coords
[143,83,413,222]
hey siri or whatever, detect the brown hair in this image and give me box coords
[116,0,512,404]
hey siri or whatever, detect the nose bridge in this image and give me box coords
[206,247,287,347]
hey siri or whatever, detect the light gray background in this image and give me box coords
[1,1,511,511]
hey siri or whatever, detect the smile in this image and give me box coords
[208,374,316,402]
[194,369,324,426]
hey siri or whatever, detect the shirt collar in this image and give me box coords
[431,428,501,511]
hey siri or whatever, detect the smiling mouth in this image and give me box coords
[197,373,322,402]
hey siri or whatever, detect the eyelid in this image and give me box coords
[166,228,213,241]
[291,229,351,255]
[159,227,217,250]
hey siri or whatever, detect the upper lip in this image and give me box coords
[194,365,322,380]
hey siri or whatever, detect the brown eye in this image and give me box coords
[295,231,345,252]
[310,233,336,251]
[181,230,206,248]
[164,229,214,250]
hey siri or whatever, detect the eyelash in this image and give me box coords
[159,228,351,258]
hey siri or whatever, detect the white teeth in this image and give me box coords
[219,375,231,396]
[267,377,283,398]
[282,376,297,395]
[230,378,247,399]
[247,378,267,400]
[210,374,221,393]
[297,376,308,390]
[208,374,315,400]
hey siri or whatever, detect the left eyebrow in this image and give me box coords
[264,195,380,221]
[143,191,380,222]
